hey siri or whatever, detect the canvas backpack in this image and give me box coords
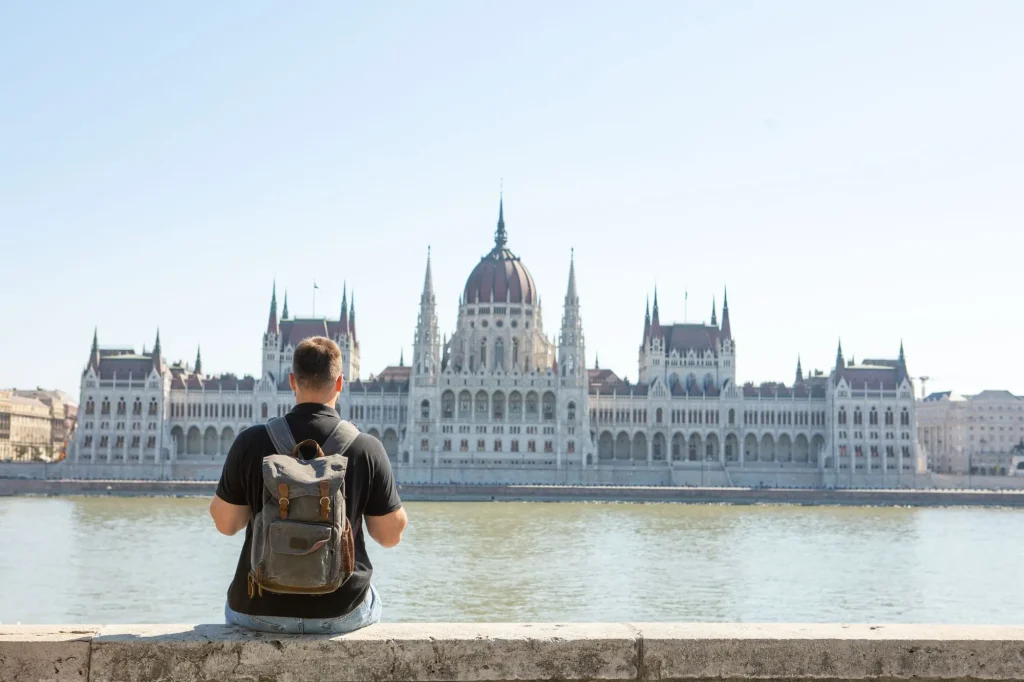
[247,416,360,598]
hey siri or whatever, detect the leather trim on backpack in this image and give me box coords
[341,523,355,576]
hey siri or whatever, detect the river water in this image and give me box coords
[1,497,1021,625]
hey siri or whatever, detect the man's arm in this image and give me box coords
[210,495,250,536]
[365,507,408,548]
[211,427,251,536]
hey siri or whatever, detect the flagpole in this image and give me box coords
[313,280,317,318]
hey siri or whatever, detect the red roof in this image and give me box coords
[463,247,536,305]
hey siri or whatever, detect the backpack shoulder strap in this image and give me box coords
[265,416,298,455]
[322,419,360,458]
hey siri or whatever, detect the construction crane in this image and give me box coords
[916,376,931,400]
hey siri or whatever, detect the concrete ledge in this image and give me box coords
[3,624,1024,682]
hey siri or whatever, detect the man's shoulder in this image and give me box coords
[346,429,387,460]
[233,423,273,457]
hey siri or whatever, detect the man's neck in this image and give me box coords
[293,396,338,409]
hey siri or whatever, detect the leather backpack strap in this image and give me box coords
[265,416,298,455]
[322,419,360,459]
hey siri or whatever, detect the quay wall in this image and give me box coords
[3,478,1024,507]
[4,623,1024,682]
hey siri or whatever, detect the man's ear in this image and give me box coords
[335,374,343,393]
[289,373,297,392]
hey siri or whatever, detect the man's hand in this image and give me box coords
[210,495,250,536]
[365,507,408,548]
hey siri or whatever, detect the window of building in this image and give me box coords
[494,439,502,451]
[567,440,575,454]
[567,401,576,422]
[420,439,429,451]
[544,440,553,453]
[420,400,430,419]
[476,439,486,452]
[84,436,93,447]
[443,439,452,451]
[527,440,536,452]
[460,439,469,452]
[115,436,125,448]
[101,399,111,415]
[146,436,156,449]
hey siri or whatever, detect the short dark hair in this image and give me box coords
[292,337,343,390]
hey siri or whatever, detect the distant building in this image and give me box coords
[0,389,76,461]
[917,390,1024,475]
[68,197,921,485]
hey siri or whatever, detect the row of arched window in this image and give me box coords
[169,403,253,419]
[437,390,568,422]
[838,406,910,427]
[85,397,159,417]
[743,410,826,427]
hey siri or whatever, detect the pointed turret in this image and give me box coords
[338,283,348,337]
[195,346,203,375]
[594,355,599,369]
[651,287,662,341]
[267,281,279,334]
[720,287,732,339]
[494,193,507,249]
[152,329,162,370]
[348,293,356,342]
[897,340,908,382]
[87,328,100,372]
[835,339,845,371]
[421,247,435,305]
[710,297,717,326]
[400,348,405,367]
[795,355,804,383]
[565,248,578,304]
[282,291,290,320]
[642,297,651,346]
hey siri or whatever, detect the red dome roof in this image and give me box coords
[463,197,537,305]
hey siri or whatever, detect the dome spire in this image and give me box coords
[494,190,507,249]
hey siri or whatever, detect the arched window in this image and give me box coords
[132,398,142,415]
[475,390,488,417]
[420,399,430,419]
[85,399,95,415]
[116,399,126,416]
[854,408,863,425]
[480,339,487,369]
[512,338,519,368]
[656,407,663,424]
[459,391,472,418]
[838,407,847,425]
[261,403,268,419]
[525,392,539,419]
[442,391,455,419]
[509,391,523,418]
[494,339,505,370]
[148,399,158,416]
[567,401,576,421]
[542,392,556,421]
[900,408,910,426]
[885,408,894,426]
[492,392,505,420]
[869,407,878,425]
[101,399,111,415]
[728,408,735,425]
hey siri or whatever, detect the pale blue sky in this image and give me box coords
[2,1,1022,399]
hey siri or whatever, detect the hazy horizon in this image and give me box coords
[3,1,1022,399]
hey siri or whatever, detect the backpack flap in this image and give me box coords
[262,455,348,512]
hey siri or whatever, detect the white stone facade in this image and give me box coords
[917,390,1024,475]
[68,200,923,486]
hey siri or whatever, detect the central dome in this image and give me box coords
[463,198,537,305]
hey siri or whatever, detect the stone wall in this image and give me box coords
[3,623,1024,682]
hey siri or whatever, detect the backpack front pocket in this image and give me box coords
[265,520,334,589]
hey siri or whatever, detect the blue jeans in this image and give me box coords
[225,585,382,635]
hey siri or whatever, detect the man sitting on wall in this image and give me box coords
[209,336,407,634]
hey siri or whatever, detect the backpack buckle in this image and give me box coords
[278,483,289,519]
[319,480,331,520]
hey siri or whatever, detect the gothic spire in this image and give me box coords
[651,287,661,340]
[720,286,732,339]
[421,246,434,304]
[348,292,356,342]
[642,296,651,346]
[267,281,279,335]
[897,340,908,381]
[282,291,290,320]
[88,328,100,371]
[400,348,405,367]
[339,282,349,336]
[494,193,507,249]
[565,248,578,304]
[795,355,804,383]
[152,328,162,369]
[594,354,599,369]
[836,339,845,371]
[195,346,203,375]
[710,296,717,327]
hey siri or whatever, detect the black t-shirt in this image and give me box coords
[215,402,402,618]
